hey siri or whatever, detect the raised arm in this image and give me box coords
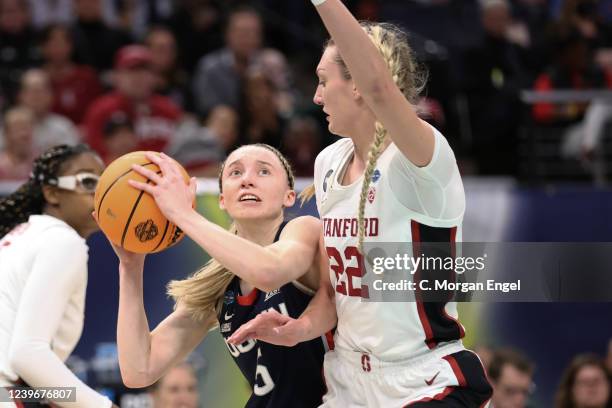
[116,255,211,388]
[313,0,435,166]
[130,153,321,293]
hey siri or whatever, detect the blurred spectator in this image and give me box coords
[15,69,80,152]
[0,107,36,180]
[473,344,495,370]
[283,116,322,177]
[106,0,174,41]
[193,6,263,117]
[488,348,535,408]
[555,354,611,408]
[149,362,199,408]
[205,105,239,156]
[252,48,297,117]
[533,31,612,125]
[27,0,72,29]
[40,24,103,125]
[241,68,287,150]
[145,26,192,110]
[168,0,224,73]
[461,0,530,174]
[101,112,138,163]
[71,0,132,71]
[166,117,223,177]
[83,45,182,162]
[0,0,40,109]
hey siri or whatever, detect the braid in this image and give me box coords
[357,123,387,253]
[0,144,94,238]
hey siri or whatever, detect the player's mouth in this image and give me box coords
[238,193,261,202]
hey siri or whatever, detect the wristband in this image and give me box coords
[311,0,327,6]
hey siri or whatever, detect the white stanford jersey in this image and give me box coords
[314,125,466,361]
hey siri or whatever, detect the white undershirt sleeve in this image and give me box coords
[8,231,112,408]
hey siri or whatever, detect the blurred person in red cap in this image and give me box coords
[82,44,182,162]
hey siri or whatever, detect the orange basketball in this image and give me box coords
[94,151,192,254]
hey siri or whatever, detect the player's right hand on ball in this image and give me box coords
[228,309,305,347]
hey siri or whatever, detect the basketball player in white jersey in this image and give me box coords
[230,0,492,406]
[0,145,114,408]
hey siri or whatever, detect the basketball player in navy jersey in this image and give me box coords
[229,0,493,407]
[106,144,331,408]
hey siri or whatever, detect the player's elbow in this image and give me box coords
[8,341,41,376]
[120,369,155,389]
[250,267,283,293]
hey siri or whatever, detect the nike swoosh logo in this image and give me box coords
[425,371,440,386]
[224,312,234,320]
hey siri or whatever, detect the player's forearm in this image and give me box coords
[297,283,337,341]
[175,210,300,292]
[116,263,155,387]
[313,0,394,99]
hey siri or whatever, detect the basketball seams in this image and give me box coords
[95,161,156,216]
[120,170,162,250]
[151,221,170,253]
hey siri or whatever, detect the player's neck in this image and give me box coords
[235,215,284,247]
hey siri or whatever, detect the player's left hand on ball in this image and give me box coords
[229,309,303,347]
[128,152,197,224]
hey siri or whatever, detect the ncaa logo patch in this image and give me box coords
[371,169,381,183]
[367,186,376,204]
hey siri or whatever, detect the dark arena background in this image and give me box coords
[1,0,612,407]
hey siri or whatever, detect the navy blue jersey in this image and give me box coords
[219,223,331,408]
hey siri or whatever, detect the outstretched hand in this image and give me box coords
[228,309,306,347]
[128,152,197,225]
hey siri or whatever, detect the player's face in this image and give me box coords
[219,146,295,221]
[572,365,610,408]
[152,365,199,408]
[313,46,361,137]
[52,152,105,238]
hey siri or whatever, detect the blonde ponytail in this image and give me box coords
[167,224,238,327]
[299,184,316,207]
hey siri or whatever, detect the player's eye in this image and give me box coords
[259,168,270,176]
[230,169,241,176]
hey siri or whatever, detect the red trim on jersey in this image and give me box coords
[404,386,454,406]
[444,226,465,338]
[411,220,436,350]
[236,287,259,305]
[324,330,335,350]
[443,355,468,387]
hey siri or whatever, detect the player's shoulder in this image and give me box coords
[30,215,87,250]
[316,138,351,163]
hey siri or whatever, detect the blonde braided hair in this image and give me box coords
[330,22,426,252]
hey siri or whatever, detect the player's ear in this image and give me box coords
[283,190,296,208]
[219,192,226,210]
[42,185,60,206]
[352,83,362,101]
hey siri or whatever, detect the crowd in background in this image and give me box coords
[1,0,612,181]
[474,342,612,408]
